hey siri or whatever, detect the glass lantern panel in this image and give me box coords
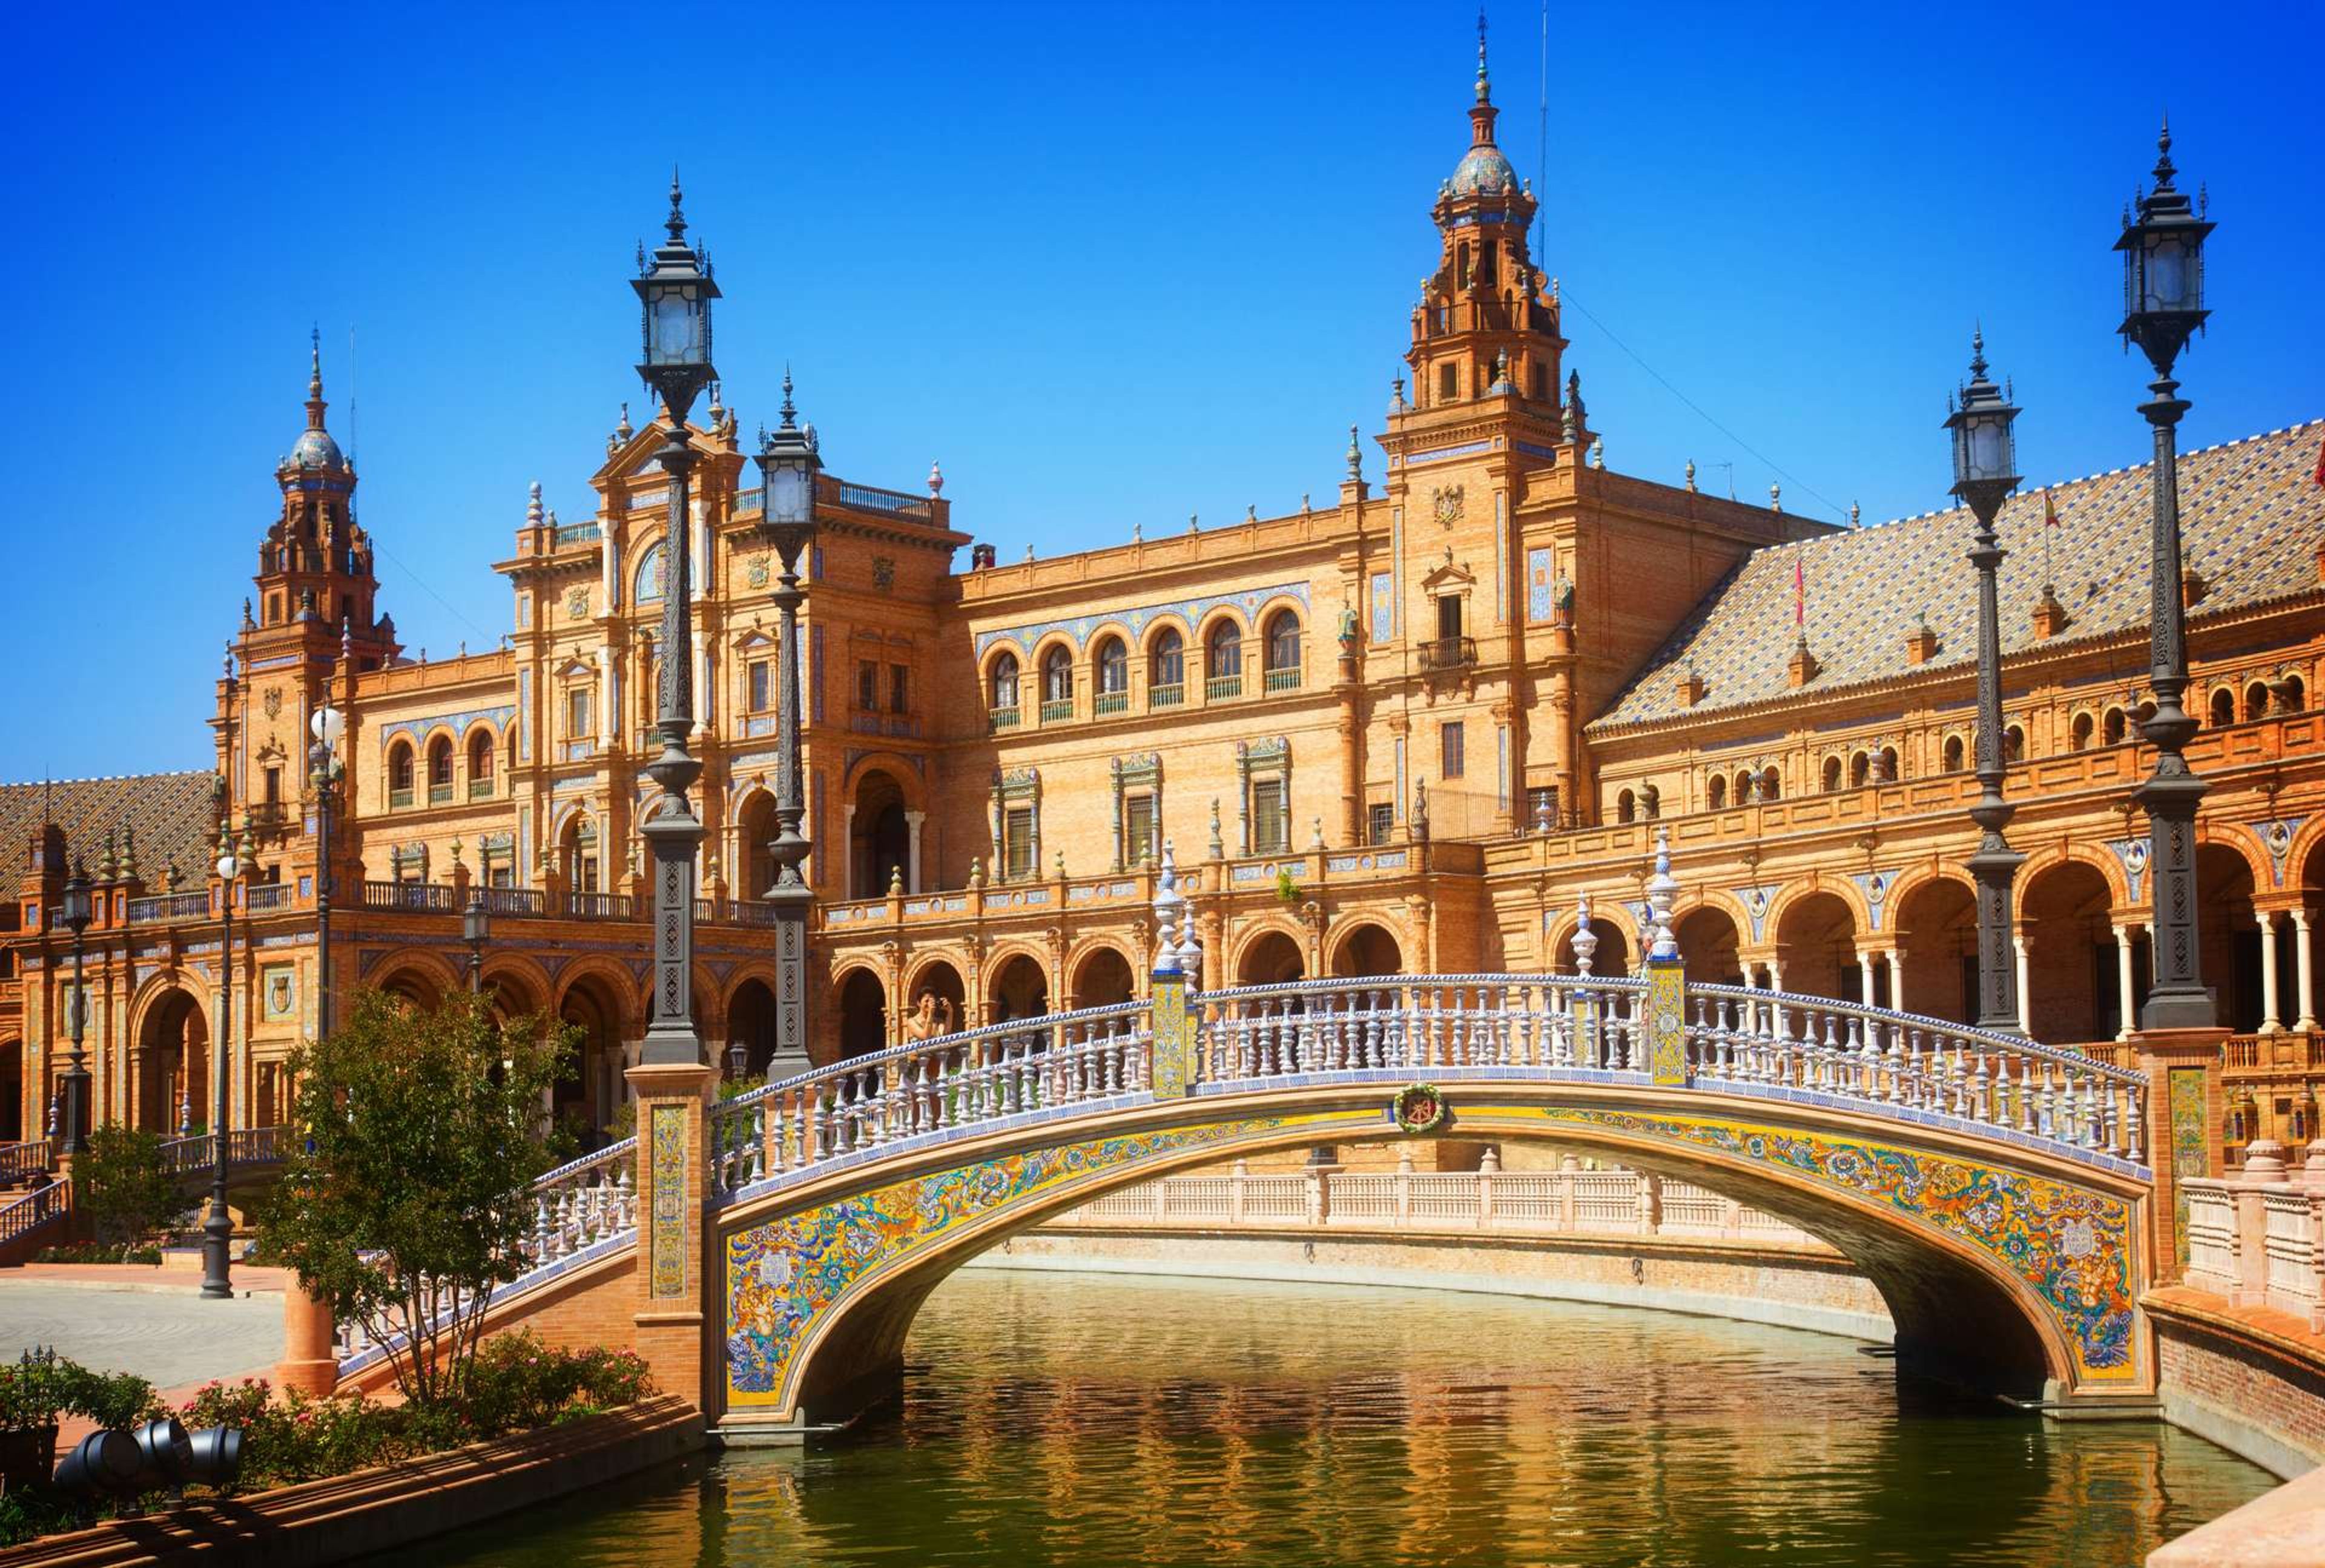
[650,289,701,365]
[2143,236,2189,313]
[767,464,810,526]
[1969,421,2004,479]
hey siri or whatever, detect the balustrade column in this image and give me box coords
[2294,909,2318,1033]
[2257,910,2283,1035]
[2114,925,2140,1043]
[1883,950,1903,1013]
[905,811,925,894]
[1856,950,1878,1009]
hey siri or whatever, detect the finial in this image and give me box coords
[1474,6,1490,102]
[308,325,322,399]
[1245,502,1258,524]
[1153,841,1185,975]
[526,480,544,528]
[1392,374,1406,410]
[1207,797,1225,860]
[1968,323,1988,378]
[1132,519,1143,542]
[1347,423,1362,482]
[1848,499,1861,530]
[779,366,797,429]
[2153,111,2176,188]
[928,460,945,497]
[120,826,138,881]
[1589,436,1604,470]
[1646,826,1680,961]
[1024,544,1036,563]
[707,380,724,424]
[1684,459,1697,492]
[1301,492,1311,514]
[1492,348,1509,387]
[1189,512,1199,533]
[665,167,687,242]
[1571,891,1597,977]
[1769,481,1781,512]
[616,401,633,441]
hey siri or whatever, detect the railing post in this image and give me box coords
[1477,1145,1498,1229]
[1395,1145,1414,1225]
[2232,1139,2288,1307]
[626,1058,717,1413]
[1637,1170,1661,1235]
[2135,1023,2229,1283]
[1307,1161,1333,1225]
[1229,1158,1249,1224]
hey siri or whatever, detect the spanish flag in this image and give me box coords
[1793,558,1806,629]
[2043,490,2060,529]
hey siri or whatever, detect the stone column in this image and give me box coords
[2011,930,2033,1036]
[277,1280,340,1396]
[628,1058,717,1412]
[1883,949,1903,1013]
[2114,925,2139,1043]
[840,805,856,900]
[2257,910,2283,1035]
[1856,950,1878,1008]
[2295,909,2319,1034]
[904,811,925,894]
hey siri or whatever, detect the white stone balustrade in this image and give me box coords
[1048,1158,1821,1248]
[2179,1139,2325,1329]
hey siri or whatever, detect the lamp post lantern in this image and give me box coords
[202,819,242,1300]
[748,375,821,1079]
[464,891,490,995]
[58,858,94,1156]
[2117,119,2218,1032]
[1945,331,2026,1035]
[309,700,345,1041]
[633,174,718,1069]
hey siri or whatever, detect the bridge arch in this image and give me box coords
[717,1084,2135,1431]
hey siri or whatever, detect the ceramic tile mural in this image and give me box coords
[725,1118,1289,1409]
[650,1104,688,1298]
[2169,1067,2209,1268]
[1494,1104,2140,1382]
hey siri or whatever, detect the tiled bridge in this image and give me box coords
[340,912,2221,1438]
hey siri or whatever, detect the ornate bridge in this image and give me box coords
[336,858,2215,1438]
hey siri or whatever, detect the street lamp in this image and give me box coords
[2117,119,2218,1032]
[463,891,490,995]
[202,819,241,1300]
[58,857,94,1156]
[1946,331,2026,1036]
[747,374,822,1080]
[632,173,718,1070]
[309,701,345,1041]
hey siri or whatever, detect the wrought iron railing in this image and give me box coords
[1095,690,1129,717]
[1040,698,1073,723]
[0,1139,51,1183]
[1262,667,1302,694]
[363,880,455,912]
[159,1125,289,1176]
[1419,635,1478,671]
[1205,673,1243,700]
[246,883,292,912]
[989,706,1020,732]
[553,519,602,546]
[0,1182,68,1247]
[480,886,546,916]
[1149,683,1184,709]
[564,892,635,920]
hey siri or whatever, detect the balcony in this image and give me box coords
[564,892,635,920]
[389,787,415,809]
[480,887,546,916]
[429,783,453,806]
[1262,667,1302,694]
[1205,673,1244,701]
[246,883,292,912]
[469,777,495,800]
[1040,698,1073,724]
[363,880,454,913]
[1419,635,1478,672]
[1095,690,1129,717]
[989,705,1020,732]
[1150,683,1184,710]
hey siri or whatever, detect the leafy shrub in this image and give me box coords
[75,1126,186,1249]
[461,1332,651,1436]
[0,1353,160,1434]
[31,1240,163,1266]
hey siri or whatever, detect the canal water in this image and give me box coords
[384,1270,2272,1567]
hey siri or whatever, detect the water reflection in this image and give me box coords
[383,1271,2270,1567]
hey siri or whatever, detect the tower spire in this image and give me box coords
[306,325,326,430]
[1476,7,1490,103]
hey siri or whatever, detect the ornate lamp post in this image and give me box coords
[2117,121,2217,1032]
[1945,331,2025,1035]
[633,174,719,1069]
[202,820,242,1299]
[748,375,820,1079]
[58,858,94,1156]
[463,892,490,995]
[309,702,345,1041]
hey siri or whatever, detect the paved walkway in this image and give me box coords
[1,1275,283,1391]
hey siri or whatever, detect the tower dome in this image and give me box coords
[1449,143,1518,198]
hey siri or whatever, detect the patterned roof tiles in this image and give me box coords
[0,771,219,886]
[1592,420,2325,731]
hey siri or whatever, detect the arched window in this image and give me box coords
[1262,610,1302,692]
[2103,708,2128,745]
[388,742,415,805]
[1040,645,1073,717]
[1616,789,1635,823]
[1943,734,1966,772]
[633,541,665,605]
[2244,681,2269,722]
[1734,770,1755,805]
[1878,745,1899,782]
[2134,699,2157,727]
[1849,752,1870,788]
[1707,774,1727,811]
[1207,622,1244,697]
[989,653,1020,717]
[1758,766,1781,803]
[1821,757,1843,792]
[2208,688,2235,728]
[426,736,453,803]
[1094,637,1127,693]
[468,729,496,797]
[1150,628,1185,705]
[2069,713,2094,751]
[2004,723,2026,763]
[1640,784,1660,819]
[2281,675,2307,714]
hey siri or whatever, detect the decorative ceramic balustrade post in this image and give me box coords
[1149,843,1198,1096]
[1644,828,1689,1086]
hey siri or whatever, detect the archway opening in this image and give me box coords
[851,770,911,898]
[903,960,966,1041]
[1068,947,1136,1009]
[1893,878,1976,1026]
[987,955,1049,1023]
[1674,908,1744,988]
[737,791,780,903]
[0,1039,21,1142]
[728,978,778,1081]
[1329,923,1403,978]
[1774,892,1859,1002]
[137,990,207,1133]
[838,969,889,1058]
[2020,861,2114,1046]
[1236,931,1305,986]
[556,976,627,1148]
[1555,918,1632,979]
[2198,844,2258,1033]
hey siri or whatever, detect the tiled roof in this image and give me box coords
[1592,420,2325,730]
[0,771,219,888]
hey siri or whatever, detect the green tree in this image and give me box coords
[257,987,573,1410]
[75,1125,183,1249]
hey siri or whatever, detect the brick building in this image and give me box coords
[4,51,2321,1165]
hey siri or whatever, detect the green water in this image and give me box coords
[383,1270,2272,1567]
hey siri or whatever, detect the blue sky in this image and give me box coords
[3,1,2318,781]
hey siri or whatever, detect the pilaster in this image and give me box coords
[627,1059,717,1413]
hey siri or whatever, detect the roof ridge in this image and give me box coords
[0,768,213,791]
